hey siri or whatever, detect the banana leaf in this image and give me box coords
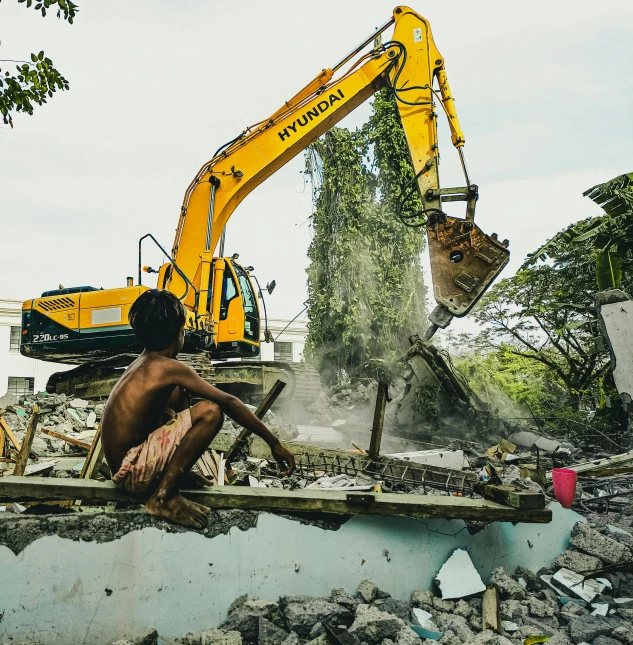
[596,249,622,289]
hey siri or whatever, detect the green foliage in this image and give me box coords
[304,89,426,384]
[528,172,633,289]
[596,248,622,290]
[0,0,78,119]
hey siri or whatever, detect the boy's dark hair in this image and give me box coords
[129,289,186,351]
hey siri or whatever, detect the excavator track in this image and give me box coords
[46,353,322,407]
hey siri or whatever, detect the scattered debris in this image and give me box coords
[435,548,486,599]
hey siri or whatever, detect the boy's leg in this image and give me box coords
[146,400,224,529]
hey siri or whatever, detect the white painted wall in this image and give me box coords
[0,298,71,397]
[0,504,579,645]
[259,317,307,363]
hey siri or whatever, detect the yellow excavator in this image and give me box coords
[20,6,509,400]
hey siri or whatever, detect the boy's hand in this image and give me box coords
[271,443,296,476]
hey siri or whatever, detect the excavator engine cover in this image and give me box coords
[427,213,509,316]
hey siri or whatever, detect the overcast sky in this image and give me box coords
[1,0,632,335]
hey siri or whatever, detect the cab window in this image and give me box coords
[219,267,238,320]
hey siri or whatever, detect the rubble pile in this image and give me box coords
[99,525,633,645]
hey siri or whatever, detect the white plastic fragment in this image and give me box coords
[86,411,97,428]
[11,503,26,514]
[434,548,486,599]
[501,621,518,632]
[412,608,434,628]
[596,577,612,589]
[591,603,609,616]
[552,568,605,603]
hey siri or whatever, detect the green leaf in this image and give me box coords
[30,53,37,63]
[596,249,622,290]
[38,51,44,61]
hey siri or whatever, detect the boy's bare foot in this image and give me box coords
[190,500,211,515]
[145,492,208,529]
[181,471,213,488]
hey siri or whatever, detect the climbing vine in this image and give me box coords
[304,88,426,385]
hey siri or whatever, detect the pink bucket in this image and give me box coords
[552,468,577,509]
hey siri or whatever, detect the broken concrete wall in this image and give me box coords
[596,289,633,404]
[0,504,579,644]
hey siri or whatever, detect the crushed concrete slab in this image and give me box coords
[570,523,633,566]
[358,579,379,603]
[567,614,612,643]
[279,596,353,637]
[258,617,289,645]
[434,549,485,599]
[348,605,405,644]
[490,567,527,600]
[555,550,603,574]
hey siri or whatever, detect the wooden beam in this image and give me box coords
[482,587,501,633]
[477,484,545,510]
[40,428,91,451]
[0,416,21,452]
[369,381,388,459]
[225,379,286,462]
[0,419,4,458]
[0,476,552,523]
[12,405,40,477]
[80,426,104,479]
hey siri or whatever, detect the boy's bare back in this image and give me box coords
[101,354,183,475]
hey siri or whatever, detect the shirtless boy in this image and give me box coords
[101,289,296,529]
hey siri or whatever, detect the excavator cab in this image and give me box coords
[209,258,260,358]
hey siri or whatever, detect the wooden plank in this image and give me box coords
[478,484,545,510]
[225,379,286,462]
[547,448,633,480]
[482,587,501,633]
[23,460,56,476]
[0,420,4,458]
[12,405,40,477]
[0,476,553,523]
[80,426,104,479]
[40,428,91,450]
[0,416,21,452]
[369,381,388,459]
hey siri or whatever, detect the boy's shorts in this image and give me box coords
[112,408,192,494]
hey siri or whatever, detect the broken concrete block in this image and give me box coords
[302,636,328,645]
[464,630,514,644]
[515,566,543,593]
[357,579,379,603]
[489,568,527,600]
[307,622,324,640]
[349,605,405,644]
[279,596,353,637]
[500,600,527,621]
[221,598,283,641]
[554,550,603,575]
[453,599,474,619]
[526,596,556,618]
[371,598,411,621]
[567,614,612,643]
[431,597,455,613]
[552,568,605,603]
[592,637,622,645]
[70,398,89,409]
[500,620,518,632]
[560,601,589,623]
[435,549,486,599]
[433,613,474,642]
[612,626,633,645]
[330,588,361,611]
[198,630,243,645]
[394,626,423,645]
[280,633,300,645]
[410,590,434,609]
[569,523,632,566]
[258,617,288,645]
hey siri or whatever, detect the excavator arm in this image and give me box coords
[160,6,509,344]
